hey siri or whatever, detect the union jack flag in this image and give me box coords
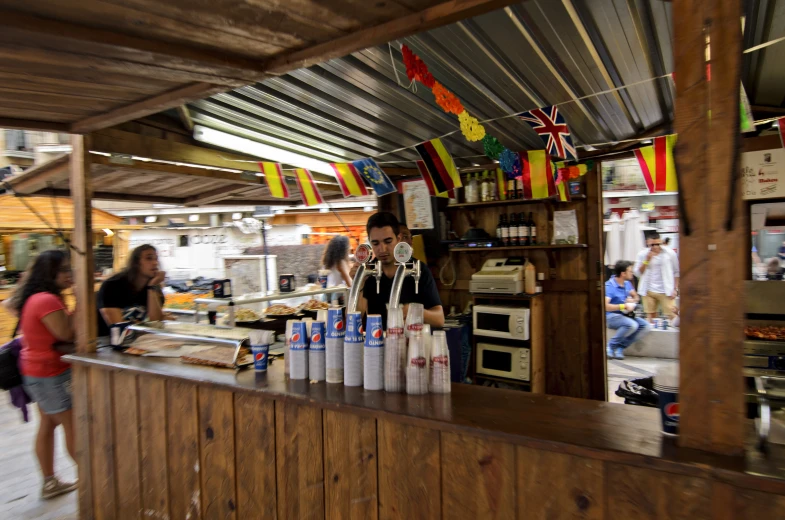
[518,105,577,161]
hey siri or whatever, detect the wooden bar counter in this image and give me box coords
[65,350,785,519]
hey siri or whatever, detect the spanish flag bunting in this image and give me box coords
[633,134,678,193]
[520,150,557,200]
[294,168,324,206]
[495,168,507,201]
[330,163,369,197]
[556,180,571,202]
[259,162,289,199]
[416,161,448,198]
[414,138,462,194]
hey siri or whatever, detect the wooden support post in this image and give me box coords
[674,0,745,455]
[69,134,97,353]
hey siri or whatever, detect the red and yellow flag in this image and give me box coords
[259,162,289,199]
[634,134,678,193]
[520,150,557,200]
[294,168,324,206]
[330,163,369,197]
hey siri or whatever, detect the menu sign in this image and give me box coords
[742,148,785,200]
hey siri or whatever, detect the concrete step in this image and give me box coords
[607,326,679,359]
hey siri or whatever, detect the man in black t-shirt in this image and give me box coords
[359,212,443,330]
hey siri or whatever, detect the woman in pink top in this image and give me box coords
[14,250,79,499]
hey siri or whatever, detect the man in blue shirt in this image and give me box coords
[605,260,649,360]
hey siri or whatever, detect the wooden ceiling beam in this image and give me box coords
[4,154,70,194]
[87,155,263,187]
[0,117,70,132]
[45,189,184,205]
[184,184,250,206]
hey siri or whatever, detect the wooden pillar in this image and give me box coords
[69,134,97,353]
[674,0,745,455]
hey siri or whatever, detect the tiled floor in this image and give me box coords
[0,397,77,520]
[607,355,678,404]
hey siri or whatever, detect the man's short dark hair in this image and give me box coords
[663,237,670,245]
[649,231,661,240]
[614,260,633,277]
[366,212,400,237]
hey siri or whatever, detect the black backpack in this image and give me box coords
[0,323,22,391]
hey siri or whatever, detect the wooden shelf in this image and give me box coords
[445,195,586,210]
[447,244,587,252]
[474,374,532,387]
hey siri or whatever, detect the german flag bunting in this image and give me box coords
[259,162,289,199]
[416,161,448,198]
[414,138,462,194]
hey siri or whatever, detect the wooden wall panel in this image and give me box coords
[606,463,711,520]
[323,410,378,520]
[112,372,141,520]
[275,400,325,520]
[138,376,169,520]
[72,364,94,520]
[442,432,515,519]
[235,393,277,519]
[378,419,440,520]
[584,166,607,400]
[544,292,589,397]
[90,368,116,520]
[517,447,603,520]
[167,380,201,520]
[199,387,237,520]
[732,488,785,517]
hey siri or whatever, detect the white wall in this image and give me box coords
[263,225,311,246]
[128,227,262,279]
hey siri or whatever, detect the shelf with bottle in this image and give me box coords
[446,194,586,210]
[446,244,587,252]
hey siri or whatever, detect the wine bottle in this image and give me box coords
[528,212,537,245]
[500,214,510,246]
[519,212,529,246]
[496,214,504,241]
[509,213,519,246]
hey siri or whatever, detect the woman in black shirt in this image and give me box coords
[97,244,165,338]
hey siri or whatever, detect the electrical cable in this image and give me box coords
[439,253,456,287]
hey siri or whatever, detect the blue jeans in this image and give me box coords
[606,314,650,351]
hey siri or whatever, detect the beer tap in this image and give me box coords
[347,244,383,314]
[389,242,421,310]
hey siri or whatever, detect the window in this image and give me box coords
[178,235,189,247]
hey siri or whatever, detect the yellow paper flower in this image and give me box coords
[458,111,486,142]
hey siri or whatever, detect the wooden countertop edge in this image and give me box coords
[65,351,785,494]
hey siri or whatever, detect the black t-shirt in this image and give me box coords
[362,265,441,329]
[96,274,163,337]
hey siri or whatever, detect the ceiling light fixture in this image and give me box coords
[642,139,653,144]
[193,125,336,176]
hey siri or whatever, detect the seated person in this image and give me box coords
[358,212,444,330]
[96,244,165,343]
[605,260,649,360]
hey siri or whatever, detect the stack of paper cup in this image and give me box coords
[384,307,406,392]
[422,324,432,371]
[654,364,680,436]
[344,312,364,387]
[325,308,345,383]
[284,319,296,376]
[406,331,428,395]
[289,321,309,380]
[429,331,451,393]
[317,309,329,324]
[405,303,424,338]
[309,321,326,381]
[364,314,384,390]
[301,317,313,336]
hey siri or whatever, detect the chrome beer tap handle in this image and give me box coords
[412,260,421,295]
[375,260,383,294]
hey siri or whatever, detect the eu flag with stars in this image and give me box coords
[352,158,397,197]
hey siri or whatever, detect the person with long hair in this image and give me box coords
[96,244,165,340]
[14,249,78,498]
[321,235,353,288]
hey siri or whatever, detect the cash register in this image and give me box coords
[470,257,525,295]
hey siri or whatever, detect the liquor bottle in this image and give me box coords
[489,171,497,201]
[519,211,529,246]
[528,212,537,245]
[465,174,478,203]
[509,213,519,246]
[500,214,510,246]
[480,171,490,202]
[496,214,504,241]
[507,178,516,200]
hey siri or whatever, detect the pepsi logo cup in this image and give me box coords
[655,386,679,436]
[310,322,326,352]
[251,345,269,372]
[346,312,364,343]
[365,315,384,348]
[290,321,309,351]
[326,308,345,339]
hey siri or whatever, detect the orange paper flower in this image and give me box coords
[432,82,464,115]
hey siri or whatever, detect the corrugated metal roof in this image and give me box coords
[187,0,785,169]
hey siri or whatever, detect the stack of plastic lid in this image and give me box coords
[309,321,326,381]
[429,330,451,393]
[325,308,345,383]
[284,319,296,376]
[363,314,384,390]
[405,303,424,338]
[289,321,309,380]
[344,312,364,387]
[384,307,406,392]
[406,331,429,395]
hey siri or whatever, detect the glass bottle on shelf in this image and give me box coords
[496,214,505,241]
[528,212,537,245]
[480,171,490,202]
[519,212,529,246]
[465,173,478,203]
[507,176,516,200]
[500,214,509,246]
[509,213,519,246]
[489,171,497,201]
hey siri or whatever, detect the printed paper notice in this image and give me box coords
[402,180,434,230]
[742,148,785,200]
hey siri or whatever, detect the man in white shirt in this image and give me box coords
[634,232,677,322]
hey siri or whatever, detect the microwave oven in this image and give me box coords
[473,305,530,341]
[476,343,530,381]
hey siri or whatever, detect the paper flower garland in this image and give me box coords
[499,148,518,175]
[433,82,463,115]
[482,135,504,160]
[401,45,435,88]
[458,111,486,142]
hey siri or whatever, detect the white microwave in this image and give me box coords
[476,343,530,381]
[473,305,530,341]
